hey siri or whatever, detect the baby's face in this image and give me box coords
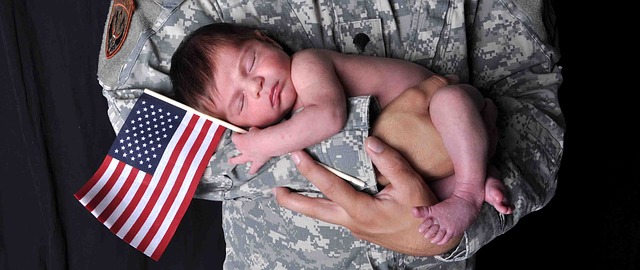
[208,37,297,128]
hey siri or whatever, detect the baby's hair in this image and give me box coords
[170,23,258,116]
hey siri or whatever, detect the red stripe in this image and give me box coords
[97,166,140,223]
[151,124,225,260]
[109,173,152,234]
[209,125,226,155]
[122,115,199,244]
[138,119,212,252]
[85,161,127,212]
[74,156,113,200]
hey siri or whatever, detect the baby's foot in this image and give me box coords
[480,100,513,214]
[412,194,481,245]
[484,166,514,214]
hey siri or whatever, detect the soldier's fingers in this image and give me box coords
[365,137,425,196]
[230,132,242,144]
[228,155,248,165]
[418,74,451,91]
[274,187,349,225]
[290,150,371,214]
[443,74,459,84]
[248,163,260,175]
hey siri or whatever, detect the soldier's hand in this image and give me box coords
[274,136,461,256]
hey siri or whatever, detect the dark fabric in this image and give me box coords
[1,0,637,269]
[0,0,224,269]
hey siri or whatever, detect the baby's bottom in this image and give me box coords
[371,78,459,186]
[370,77,510,244]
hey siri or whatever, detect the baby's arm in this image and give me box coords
[230,49,347,174]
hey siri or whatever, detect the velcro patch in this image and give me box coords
[105,0,135,59]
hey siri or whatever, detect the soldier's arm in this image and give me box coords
[435,0,564,261]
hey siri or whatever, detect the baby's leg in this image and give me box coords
[429,167,513,215]
[415,84,518,244]
[371,84,454,187]
[427,96,501,201]
[372,83,475,245]
[428,170,512,215]
[372,79,511,246]
[409,84,489,245]
[427,97,513,214]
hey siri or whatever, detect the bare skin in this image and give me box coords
[372,76,513,244]
[202,30,512,244]
[275,75,513,255]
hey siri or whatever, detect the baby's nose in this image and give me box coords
[248,77,264,98]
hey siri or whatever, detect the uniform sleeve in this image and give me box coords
[98,0,223,133]
[96,0,565,264]
[437,0,565,261]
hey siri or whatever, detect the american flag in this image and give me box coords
[74,90,226,261]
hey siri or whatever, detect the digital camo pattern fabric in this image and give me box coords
[194,96,380,201]
[97,0,563,268]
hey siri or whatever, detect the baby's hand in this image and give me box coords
[229,127,272,174]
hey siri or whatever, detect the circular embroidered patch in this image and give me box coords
[105,0,135,59]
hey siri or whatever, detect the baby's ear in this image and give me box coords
[254,30,283,50]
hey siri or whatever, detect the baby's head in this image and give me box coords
[170,23,259,118]
[170,23,297,128]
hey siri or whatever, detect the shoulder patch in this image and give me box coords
[105,0,135,59]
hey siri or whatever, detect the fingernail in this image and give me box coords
[418,223,426,233]
[291,152,300,165]
[367,138,385,153]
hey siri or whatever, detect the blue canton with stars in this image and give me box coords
[108,94,186,174]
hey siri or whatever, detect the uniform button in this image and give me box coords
[353,33,370,53]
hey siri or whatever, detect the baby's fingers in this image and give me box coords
[228,154,250,165]
[248,160,267,174]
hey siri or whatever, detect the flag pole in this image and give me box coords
[144,89,366,188]
[144,89,246,133]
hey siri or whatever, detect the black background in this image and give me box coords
[1,0,637,269]
[477,1,639,269]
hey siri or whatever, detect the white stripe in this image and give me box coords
[144,123,219,255]
[144,89,246,133]
[115,113,194,240]
[131,114,206,247]
[79,159,119,206]
[91,165,133,217]
[104,170,146,229]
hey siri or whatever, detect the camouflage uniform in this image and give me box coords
[97,0,564,269]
